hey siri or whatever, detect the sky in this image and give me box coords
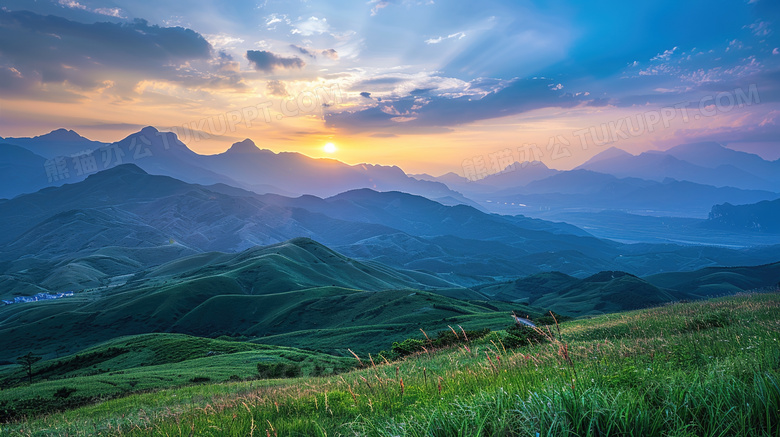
[1,0,779,176]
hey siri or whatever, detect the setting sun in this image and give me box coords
[323,142,337,154]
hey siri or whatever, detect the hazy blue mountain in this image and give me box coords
[576,148,774,191]
[2,127,245,195]
[0,143,49,199]
[490,171,778,217]
[522,209,780,248]
[504,169,654,195]
[1,128,478,207]
[578,146,633,166]
[703,198,780,233]
[412,161,559,198]
[576,143,779,191]
[2,128,107,158]
[664,142,780,184]
[95,127,245,188]
[412,171,470,186]
[479,162,560,189]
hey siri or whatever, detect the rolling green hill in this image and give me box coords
[0,239,522,363]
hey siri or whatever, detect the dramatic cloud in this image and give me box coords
[246,50,305,72]
[328,79,581,133]
[0,10,212,95]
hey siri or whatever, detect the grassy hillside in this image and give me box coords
[2,292,778,435]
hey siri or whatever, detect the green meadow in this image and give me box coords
[2,291,778,436]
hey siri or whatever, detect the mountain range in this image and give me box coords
[3,129,778,223]
[416,142,779,218]
[575,143,779,192]
[1,129,108,158]
[0,127,474,207]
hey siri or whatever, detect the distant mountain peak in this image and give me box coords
[140,126,159,135]
[35,128,89,142]
[578,146,633,168]
[226,139,259,154]
[118,127,191,154]
[649,152,683,164]
[493,160,550,171]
